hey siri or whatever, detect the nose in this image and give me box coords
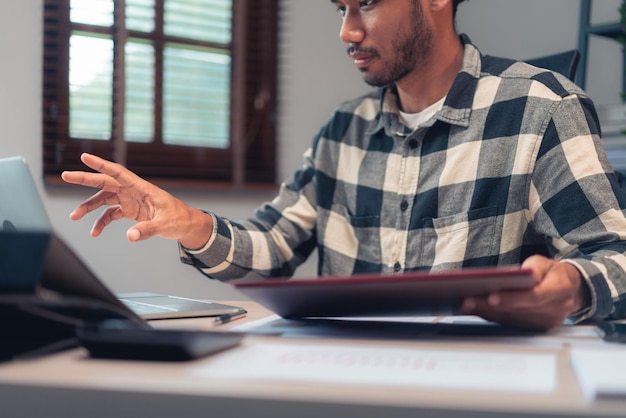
[339,11,365,44]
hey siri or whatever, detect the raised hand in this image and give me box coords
[61,153,213,249]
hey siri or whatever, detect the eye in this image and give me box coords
[359,0,375,8]
[332,1,347,16]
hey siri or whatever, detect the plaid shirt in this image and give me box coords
[182,35,626,322]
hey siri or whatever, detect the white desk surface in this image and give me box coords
[0,301,625,418]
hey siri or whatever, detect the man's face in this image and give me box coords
[335,0,434,87]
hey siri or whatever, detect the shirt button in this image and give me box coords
[393,262,402,272]
[400,200,409,211]
[408,139,418,149]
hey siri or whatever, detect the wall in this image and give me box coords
[457,0,624,108]
[0,0,622,301]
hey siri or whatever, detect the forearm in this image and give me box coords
[179,167,319,280]
[180,210,315,280]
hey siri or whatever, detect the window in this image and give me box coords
[43,0,277,186]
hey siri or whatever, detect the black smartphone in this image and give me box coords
[596,321,626,343]
[76,322,244,361]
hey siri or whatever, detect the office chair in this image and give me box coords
[524,49,581,82]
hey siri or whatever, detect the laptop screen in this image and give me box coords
[0,156,53,292]
[0,156,52,233]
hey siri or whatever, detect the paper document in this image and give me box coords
[192,342,556,393]
[571,346,626,400]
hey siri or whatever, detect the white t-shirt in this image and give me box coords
[398,96,446,130]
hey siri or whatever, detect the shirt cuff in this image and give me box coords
[561,259,595,323]
[178,211,218,264]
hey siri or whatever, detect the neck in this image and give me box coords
[396,35,464,114]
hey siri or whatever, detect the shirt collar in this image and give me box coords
[368,34,481,137]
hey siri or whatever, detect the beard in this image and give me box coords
[350,3,434,87]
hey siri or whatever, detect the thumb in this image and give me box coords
[127,228,141,242]
[521,254,550,284]
[126,221,158,242]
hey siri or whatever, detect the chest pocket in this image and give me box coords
[319,204,382,276]
[420,206,497,270]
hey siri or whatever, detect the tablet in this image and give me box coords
[234,267,535,318]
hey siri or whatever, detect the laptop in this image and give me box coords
[0,156,246,323]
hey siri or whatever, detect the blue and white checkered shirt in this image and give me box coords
[181,36,626,322]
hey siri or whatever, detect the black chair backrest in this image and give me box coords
[524,49,581,82]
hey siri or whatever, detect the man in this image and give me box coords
[62,0,626,330]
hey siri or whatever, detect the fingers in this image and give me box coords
[91,210,159,242]
[460,294,556,330]
[460,287,539,316]
[70,190,120,221]
[461,257,549,314]
[61,170,123,194]
[78,153,144,189]
[90,206,124,237]
[62,153,145,193]
[460,257,583,329]
[483,287,541,310]
[62,153,152,237]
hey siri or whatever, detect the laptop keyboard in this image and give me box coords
[120,299,176,314]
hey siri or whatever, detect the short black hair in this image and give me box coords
[452,0,467,18]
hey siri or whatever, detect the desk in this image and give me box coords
[0,301,624,418]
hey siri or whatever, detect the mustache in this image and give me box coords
[347,45,379,57]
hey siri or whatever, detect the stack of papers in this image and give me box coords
[570,346,626,400]
[192,342,557,393]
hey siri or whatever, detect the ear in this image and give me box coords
[428,0,452,13]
